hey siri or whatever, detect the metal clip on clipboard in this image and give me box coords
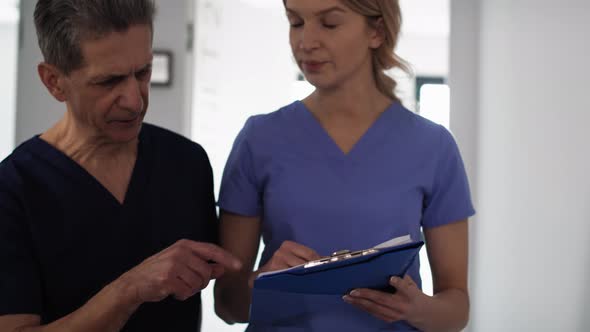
[304,248,379,268]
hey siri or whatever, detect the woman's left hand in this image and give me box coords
[343,274,430,324]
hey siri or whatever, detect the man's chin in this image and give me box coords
[105,121,143,143]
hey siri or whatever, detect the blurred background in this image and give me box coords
[1,0,589,331]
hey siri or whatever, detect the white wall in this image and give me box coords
[192,1,294,330]
[398,0,449,78]
[396,0,449,112]
[14,0,193,144]
[0,1,19,160]
[451,1,590,331]
[395,34,449,112]
[145,0,194,136]
[191,0,294,196]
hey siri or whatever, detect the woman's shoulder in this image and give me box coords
[239,101,302,139]
[392,103,455,143]
[245,101,300,126]
[395,103,443,130]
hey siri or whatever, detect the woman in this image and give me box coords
[214,0,474,330]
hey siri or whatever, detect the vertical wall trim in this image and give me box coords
[449,1,480,331]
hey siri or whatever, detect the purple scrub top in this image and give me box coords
[219,100,475,331]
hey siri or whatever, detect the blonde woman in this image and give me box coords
[214,0,474,330]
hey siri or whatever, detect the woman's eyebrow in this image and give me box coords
[286,6,346,17]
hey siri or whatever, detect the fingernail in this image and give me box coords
[342,295,352,302]
[350,290,359,296]
[390,276,398,283]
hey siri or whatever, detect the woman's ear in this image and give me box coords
[368,17,386,49]
[37,62,68,102]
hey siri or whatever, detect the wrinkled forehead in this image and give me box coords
[77,25,153,76]
[77,22,154,47]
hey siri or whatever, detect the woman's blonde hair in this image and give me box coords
[342,0,409,101]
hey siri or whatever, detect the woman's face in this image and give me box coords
[285,0,383,91]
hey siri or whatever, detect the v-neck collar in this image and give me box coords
[28,129,148,208]
[295,100,398,159]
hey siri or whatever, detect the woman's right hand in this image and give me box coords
[249,240,320,287]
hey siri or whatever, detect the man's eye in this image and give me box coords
[136,69,151,80]
[290,21,303,28]
[99,77,123,86]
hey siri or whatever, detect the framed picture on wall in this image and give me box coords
[151,50,172,87]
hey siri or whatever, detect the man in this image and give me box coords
[0,1,240,331]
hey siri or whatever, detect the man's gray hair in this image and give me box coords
[34,0,156,74]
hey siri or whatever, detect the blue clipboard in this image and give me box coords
[253,240,424,295]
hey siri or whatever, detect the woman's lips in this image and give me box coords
[302,61,327,73]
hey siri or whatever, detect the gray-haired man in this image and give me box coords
[0,1,241,331]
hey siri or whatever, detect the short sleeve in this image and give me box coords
[193,144,219,244]
[0,175,43,315]
[421,127,476,228]
[218,117,262,217]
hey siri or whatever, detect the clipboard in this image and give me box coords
[253,235,424,295]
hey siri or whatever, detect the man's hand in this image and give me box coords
[117,239,242,305]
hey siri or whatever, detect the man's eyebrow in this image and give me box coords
[135,63,152,73]
[286,6,347,17]
[90,63,152,82]
[90,72,125,83]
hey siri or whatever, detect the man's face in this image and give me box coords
[60,24,153,143]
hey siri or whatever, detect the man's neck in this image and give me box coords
[40,113,138,166]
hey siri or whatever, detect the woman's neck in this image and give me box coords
[304,83,393,120]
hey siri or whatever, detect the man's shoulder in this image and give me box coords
[0,137,42,177]
[141,123,207,156]
[0,137,43,201]
[141,122,193,143]
[140,123,211,173]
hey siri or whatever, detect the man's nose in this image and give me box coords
[117,76,144,112]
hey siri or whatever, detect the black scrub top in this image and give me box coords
[0,123,217,331]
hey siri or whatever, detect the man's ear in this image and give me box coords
[37,62,68,102]
[368,17,386,49]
